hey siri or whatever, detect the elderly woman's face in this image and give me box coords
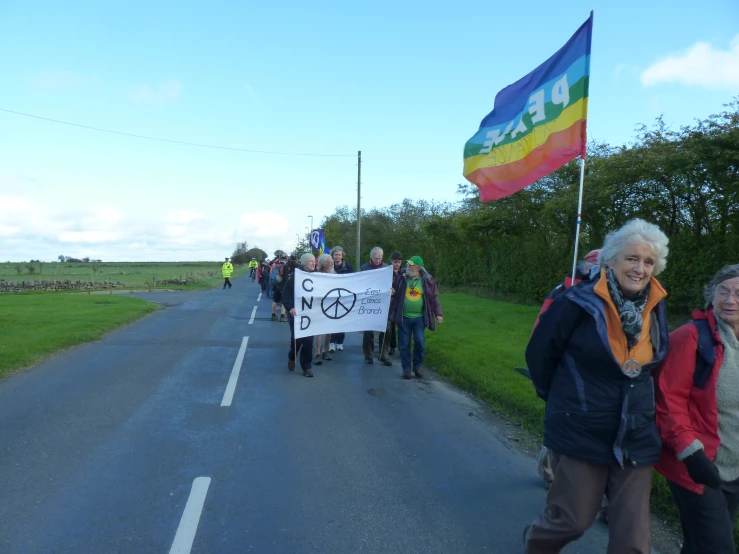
[303,257,316,271]
[332,250,343,263]
[609,243,655,296]
[715,276,739,328]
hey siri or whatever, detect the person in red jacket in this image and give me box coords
[655,264,739,553]
[533,249,601,330]
[535,249,601,490]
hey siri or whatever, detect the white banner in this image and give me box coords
[293,266,393,339]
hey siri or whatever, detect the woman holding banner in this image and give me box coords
[329,246,353,353]
[313,254,336,365]
[523,219,670,554]
[283,253,316,377]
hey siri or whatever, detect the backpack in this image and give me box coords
[692,319,719,389]
[269,263,285,288]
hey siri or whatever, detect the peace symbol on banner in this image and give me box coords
[310,231,321,250]
[321,288,357,319]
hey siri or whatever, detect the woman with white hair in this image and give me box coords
[282,253,316,377]
[329,246,353,353]
[655,264,739,553]
[313,254,335,365]
[523,219,671,554]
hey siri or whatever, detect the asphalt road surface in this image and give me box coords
[0,277,668,553]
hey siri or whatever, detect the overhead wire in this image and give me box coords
[0,107,356,158]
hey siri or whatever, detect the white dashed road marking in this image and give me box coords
[169,477,211,554]
[248,306,257,325]
[221,336,248,407]
[257,292,262,302]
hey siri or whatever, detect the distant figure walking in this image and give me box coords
[222,257,233,289]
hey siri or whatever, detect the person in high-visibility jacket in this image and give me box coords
[222,257,234,289]
[248,258,258,280]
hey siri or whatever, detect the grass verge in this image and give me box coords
[424,293,692,543]
[0,293,158,379]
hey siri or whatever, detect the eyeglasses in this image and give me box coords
[717,289,739,301]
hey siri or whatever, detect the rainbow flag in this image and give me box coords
[463,13,592,202]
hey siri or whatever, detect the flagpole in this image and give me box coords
[570,156,586,281]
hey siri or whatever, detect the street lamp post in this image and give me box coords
[308,215,313,232]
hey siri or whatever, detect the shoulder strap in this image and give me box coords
[692,319,718,389]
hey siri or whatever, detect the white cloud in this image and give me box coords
[166,210,204,225]
[58,231,122,244]
[130,80,182,103]
[0,194,300,261]
[641,35,739,91]
[0,224,22,237]
[28,68,100,92]
[233,211,290,239]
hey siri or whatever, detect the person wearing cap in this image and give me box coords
[532,248,605,514]
[532,248,601,330]
[222,257,234,289]
[391,255,443,379]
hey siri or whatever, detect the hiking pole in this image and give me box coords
[379,329,388,362]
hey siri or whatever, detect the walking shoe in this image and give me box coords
[322,352,332,361]
[389,348,395,356]
[413,368,424,378]
[314,355,323,366]
[303,369,314,377]
[402,370,412,379]
[380,358,392,366]
[288,360,295,371]
[364,357,373,365]
[279,314,287,322]
[271,313,278,321]
[328,343,336,352]
[337,344,343,351]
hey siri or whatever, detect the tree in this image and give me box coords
[58,255,66,262]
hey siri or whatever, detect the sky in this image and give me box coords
[1,0,738,262]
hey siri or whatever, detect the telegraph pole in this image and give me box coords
[356,150,361,270]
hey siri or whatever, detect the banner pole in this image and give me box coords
[570,156,586,281]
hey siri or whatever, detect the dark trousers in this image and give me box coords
[331,333,346,345]
[363,328,390,360]
[223,277,232,288]
[668,478,739,554]
[398,316,425,371]
[288,315,313,370]
[388,323,397,349]
[524,453,652,554]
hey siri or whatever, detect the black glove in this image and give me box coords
[684,450,723,489]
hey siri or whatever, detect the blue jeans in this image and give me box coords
[399,316,425,372]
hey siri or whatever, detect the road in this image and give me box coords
[0,276,667,553]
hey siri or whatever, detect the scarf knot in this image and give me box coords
[605,268,650,349]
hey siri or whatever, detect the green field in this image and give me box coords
[0,261,248,290]
[0,293,158,378]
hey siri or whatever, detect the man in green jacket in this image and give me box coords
[222,257,234,289]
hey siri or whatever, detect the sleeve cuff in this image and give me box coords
[677,440,704,461]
